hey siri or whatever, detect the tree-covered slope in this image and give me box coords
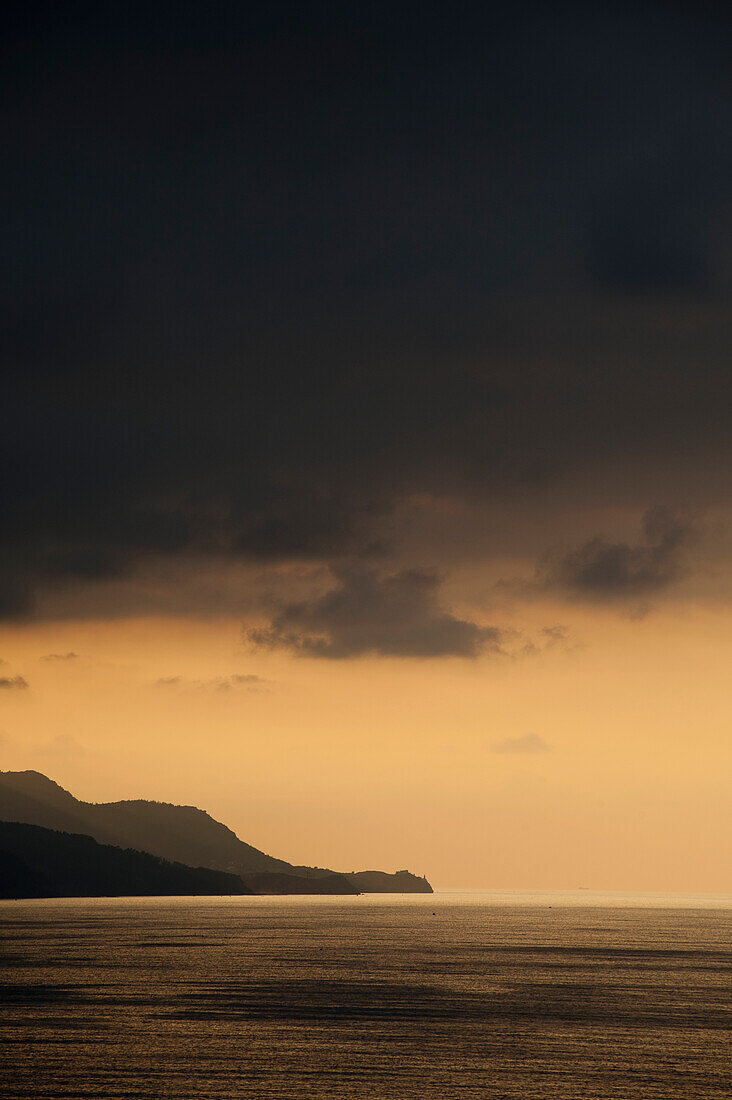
[0,821,252,899]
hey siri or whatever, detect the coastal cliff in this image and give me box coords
[0,770,433,895]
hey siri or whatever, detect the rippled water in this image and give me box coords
[0,892,730,1098]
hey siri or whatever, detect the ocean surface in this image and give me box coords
[0,891,729,1099]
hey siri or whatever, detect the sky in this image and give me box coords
[2,2,731,891]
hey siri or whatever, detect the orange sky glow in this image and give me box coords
[2,573,729,893]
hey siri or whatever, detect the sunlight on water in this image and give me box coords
[0,894,730,1098]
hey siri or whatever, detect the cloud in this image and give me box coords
[3,8,732,622]
[518,624,574,657]
[0,675,29,690]
[155,673,266,691]
[490,733,552,754]
[223,673,265,686]
[40,651,80,661]
[248,565,503,659]
[0,577,32,619]
[208,674,267,692]
[546,507,694,599]
[539,625,569,646]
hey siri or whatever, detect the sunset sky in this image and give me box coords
[2,3,731,892]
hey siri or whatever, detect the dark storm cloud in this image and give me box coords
[248,565,503,658]
[547,507,694,598]
[2,4,732,619]
[0,675,28,690]
[0,577,32,619]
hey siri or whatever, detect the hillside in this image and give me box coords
[0,770,433,893]
[0,821,251,899]
[348,870,433,893]
[0,770,295,877]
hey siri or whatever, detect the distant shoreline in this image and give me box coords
[2,889,730,910]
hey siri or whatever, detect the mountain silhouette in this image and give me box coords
[0,770,432,894]
[0,821,251,899]
[349,870,432,893]
[240,872,359,895]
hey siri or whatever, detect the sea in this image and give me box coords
[0,891,729,1099]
